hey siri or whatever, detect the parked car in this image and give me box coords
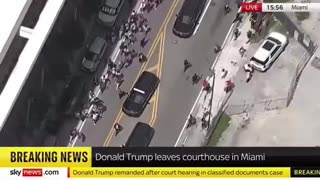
[125,122,155,147]
[172,0,207,38]
[250,32,288,72]
[98,0,124,26]
[122,71,160,117]
[82,37,108,72]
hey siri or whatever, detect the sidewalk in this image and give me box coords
[175,14,253,146]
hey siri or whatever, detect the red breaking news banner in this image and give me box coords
[241,2,262,12]
[22,169,43,177]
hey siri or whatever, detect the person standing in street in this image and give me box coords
[138,53,147,63]
[224,4,231,14]
[187,115,197,128]
[118,89,129,99]
[114,123,123,136]
[214,44,221,53]
[92,109,101,125]
[155,0,162,8]
[234,28,240,40]
[233,12,242,23]
[115,73,124,90]
[70,128,78,141]
[239,46,246,57]
[78,132,86,143]
[202,80,211,92]
[184,59,192,72]
[192,73,201,85]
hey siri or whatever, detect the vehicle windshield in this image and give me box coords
[84,51,96,61]
[181,15,192,24]
[251,57,268,65]
[101,5,117,15]
[129,92,145,104]
[267,37,282,45]
[262,41,275,51]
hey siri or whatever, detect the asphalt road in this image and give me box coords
[74,0,238,147]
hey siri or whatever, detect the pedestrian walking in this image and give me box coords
[91,97,103,106]
[214,44,221,53]
[239,46,246,57]
[69,128,79,142]
[107,61,115,69]
[224,4,231,14]
[114,123,123,136]
[111,32,117,43]
[140,37,148,48]
[92,110,101,125]
[243,63,253,73]
[221,68,228,79]
[138,53,147,63]
[146,0,154,13]
[130,49,138,58]
[129,36,137,45]
[118,89,129,99]
[184,59,192,72]
[202,80,211,92]
[93,77,100,86]
[155,0,161,8]
[187,115,197,128]
[89,91,95,100]
[143,24,151,35]
[201,117,208,129]
[141,0,147,13]
[118,60,125,70]
[100,75,110,86]
[192,73,201,85]
[74,112,81,119]
[233,12,242,23]
[97,104,107,114]
[78,132,86,143]
[233,28,240,40]
[246,71,253,83]
[246,30,253,44]
[124,57,133,68]
[115,74,124,90]
[224,80,234,93]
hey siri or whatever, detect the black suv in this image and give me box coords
[125,122,155,147]
[122,71,160,117]
[173,0,207,38]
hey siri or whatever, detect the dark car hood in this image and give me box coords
[173,20,193,34]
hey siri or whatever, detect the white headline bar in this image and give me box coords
[0,168,67,179]
[262,3,320,12]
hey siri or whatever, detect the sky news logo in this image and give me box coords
[10,168,42,177]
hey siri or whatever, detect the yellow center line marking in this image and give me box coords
[146,64,159,73]
[103,0,180,147]
[149,95,156,103]
[150,26,167,127]
[150,31,163,125]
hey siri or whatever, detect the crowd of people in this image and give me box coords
[69,0,162,144]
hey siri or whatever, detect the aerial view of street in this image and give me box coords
[0,0,319,147]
